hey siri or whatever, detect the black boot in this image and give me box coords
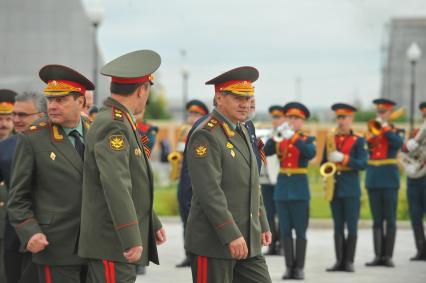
[326,233,345,272]
[293,239,307,280]
[344,235,357,272]
[366,228,383,266]
[281,238,294,280]
[383,228,396,267]
[176,252,191,268]
[410,225,426,261]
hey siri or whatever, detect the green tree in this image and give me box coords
[145,86,171,120]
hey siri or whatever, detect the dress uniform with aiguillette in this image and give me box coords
[185,67,272,283]
[78,50,163,282]
[7,65,94,282]
[403,102,426,261]
[0,89,17,281]
[322,103,367,272]
[365,98,403,267]
[264,102,316,280]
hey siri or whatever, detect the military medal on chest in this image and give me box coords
[226,142,236,158]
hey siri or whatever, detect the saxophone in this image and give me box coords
[168,151,182,181]
[401,120,426,179]
[320,129,337,202]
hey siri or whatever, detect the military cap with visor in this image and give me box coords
[269,105,285,118]
[101,50,161,86]
[331,103,357,116]
[39,64,95,98]
[205,66,259,97]
[372,98,396,111]
[0,89,17,115]
[284,102,310,120]
[186,99,209,116]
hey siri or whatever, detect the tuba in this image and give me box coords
[168,151,182,181]
[401,120,426,178]
[320,129,336,202]
[367,107,405,136]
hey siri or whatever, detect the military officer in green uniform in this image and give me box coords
[0,89,17,281]
[8,65,94,282]
[185,66,272,283]
[264,102,316,280]
[78,50,166,283]
[365,98,403,267]
[402,102,426,261]
[322,103,368,272]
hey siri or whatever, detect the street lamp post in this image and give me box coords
[88,6,104,105]
[181,49,189,121]
[406,42,422,137]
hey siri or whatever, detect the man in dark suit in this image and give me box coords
[8,65,94,282]
[0,91,46,283]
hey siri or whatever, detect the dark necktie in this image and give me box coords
[69,130,85,160]
[236,124,245,138]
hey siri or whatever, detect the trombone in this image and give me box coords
[367,107,405,136]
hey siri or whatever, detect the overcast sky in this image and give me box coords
[83,0,426,112]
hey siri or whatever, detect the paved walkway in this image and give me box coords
[137,217,426,283]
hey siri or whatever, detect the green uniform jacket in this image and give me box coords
[185,110,270,259]
[7,119,89,265]
[78,97,162,265]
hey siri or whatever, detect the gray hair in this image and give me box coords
[15,92,47,113]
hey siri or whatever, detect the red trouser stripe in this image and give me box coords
[197,256,202,283]
[102,260,111,283]
[108,261,116,283]
[197,256,208,283]
[44,265,52,283]
[202,256,208,283]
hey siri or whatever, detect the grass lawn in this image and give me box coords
[154,165,410,220]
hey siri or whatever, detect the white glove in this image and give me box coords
[406,139,419,152]
[282,129,295,140]
[330,151,344,163]
[405,163,419,176]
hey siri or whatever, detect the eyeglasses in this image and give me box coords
[12,112,40,118]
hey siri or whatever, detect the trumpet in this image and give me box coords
[367,107,405,136]
[272,122,292,142]
[168,151,182,181]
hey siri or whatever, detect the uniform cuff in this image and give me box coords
[216,220,242,246]
[116,221,142,251]
[259,210,270,233]
[15,218,42,248]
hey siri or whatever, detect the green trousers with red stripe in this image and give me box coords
[38,264,87,283]
[86,260,136,283]
[189,253,271,283]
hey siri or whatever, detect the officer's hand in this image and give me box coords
[155,227,166,245]
[406,139,419,152]
[123,245,143,263]
[330,151,344,163]
[27,233,49,253]
[261,231,272,246]
[228,237,248,260]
